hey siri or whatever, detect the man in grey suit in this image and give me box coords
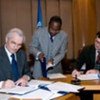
[0,28,31,88]
[30,16,68,78]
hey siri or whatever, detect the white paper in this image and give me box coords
[46,63,54,69]
[0,80,53,96]
[11,89,54,100]
[0,86,36,95]
[46,82,84,93]
[49,92,63,99]
[0,81,84,100]
[47,73,66,79]
[77,74,99,80]
[28,80,54,87]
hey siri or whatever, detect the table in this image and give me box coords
[0,90,79,100]
[47,74,100,100]
[1,74,100,100]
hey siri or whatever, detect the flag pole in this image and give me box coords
[37,0,43,28]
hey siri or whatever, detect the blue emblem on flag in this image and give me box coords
[37,0,43,28]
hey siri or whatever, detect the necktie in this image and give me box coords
[11,54,19,81]
[96,51,100,64]
[50,35,53,42]
[95,51,100,70]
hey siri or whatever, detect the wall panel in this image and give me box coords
[96,0,100,32]
[46,0,59,23]
[0,0,99,59]
[73,0,96,58]
[60,0,73,58]
[0,0,32,53]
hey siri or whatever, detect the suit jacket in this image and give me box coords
[75,44,99,72]
[30,27,68,78]
[0,46,31,81]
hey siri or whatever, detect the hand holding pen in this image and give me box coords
[15,76,29,87]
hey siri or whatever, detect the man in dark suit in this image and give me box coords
[72,32,100,77]
[0,28,31,88]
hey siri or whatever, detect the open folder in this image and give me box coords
[10,88,54,100]
[0,86,37,95]
[0,80,54,95]
[10,81,84,100]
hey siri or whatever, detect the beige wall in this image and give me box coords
[96,0,100,32]
[72,0,96,57]
[0,0,100,59]
[0,0,32,52]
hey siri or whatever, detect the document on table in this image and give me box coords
[46,62,54,71]
[10,89,65,100]
[77,74,99,80]
[47,73,66,79]
[10,88,54,100]
[46,81,84,93]
[28,79,54,87]
[0,80,53,95]
[0,86,37,95]
[0,80,84,100]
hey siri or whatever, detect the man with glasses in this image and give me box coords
[72,32,100,77]
[30,16,68,78]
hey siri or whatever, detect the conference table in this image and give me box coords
[0,74,100,100]
[43,74,100,100]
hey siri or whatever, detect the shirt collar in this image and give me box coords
[4,45,12,57]
[4,45,17,62]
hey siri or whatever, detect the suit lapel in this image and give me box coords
[1,47,12,78]
[90,46,96,65]
[16,52,22,76]
[41,30,50,56]
[52,33,61,55]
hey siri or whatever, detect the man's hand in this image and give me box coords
[72,69,81,77]
[38,53,45,62]
[2,80,15,88]
[48,59,54,65]
[46,59,54,71]
[15,75,30,87]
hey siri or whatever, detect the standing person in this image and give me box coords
[0,28,31,88]
[30,15,68,78]
[72,32,100,77]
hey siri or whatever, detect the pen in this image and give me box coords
[38,85,51,91]
[58,91,68,95]
[15,83,29,87]
[15,82,22,86]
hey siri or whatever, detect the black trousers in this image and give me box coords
[79,91,93,100]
